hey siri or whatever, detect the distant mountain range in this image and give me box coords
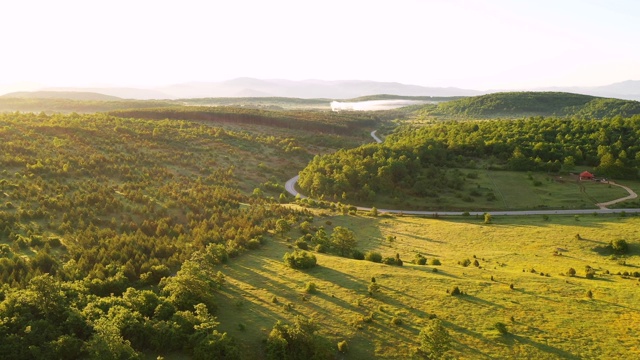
[1,78,639,101]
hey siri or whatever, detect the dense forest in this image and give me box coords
[0,111,357,359]
[418,92,640,119]
[109,106,382,135]
[298,116,640,201]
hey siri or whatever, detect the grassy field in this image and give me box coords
[354,169,632,212]
[213,211,640,359]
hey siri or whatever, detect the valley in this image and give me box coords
[0,92,638,359]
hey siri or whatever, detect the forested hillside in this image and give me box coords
[419,92,640,118]
[0,111,354,359]
[109,106,381,134]
[298,116,640,203]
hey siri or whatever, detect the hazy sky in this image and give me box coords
[1,0,638,90]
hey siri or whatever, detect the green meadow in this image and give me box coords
[357,169,632,212]
[215,212,640,359]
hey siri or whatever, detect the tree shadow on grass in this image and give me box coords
[441,320,494,359]
[304,263,367,292]
[456,294,506,310]
[509,334,580,360]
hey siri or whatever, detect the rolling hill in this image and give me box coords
[1,90,122,101]
[423,91,640,118]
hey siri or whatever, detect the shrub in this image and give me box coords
[585,269,596,279]
[586,290,593,299]
[458,258,471,267]
[247,238,261,249]
[567,267,576,277]
[390,317,403,326]
[365,251,382,263]
[352,249,365,260]
[283,250,317,269]
[609,239,629,254]
[450,286,461,296]
[473,259,480,267]
[429,259,442,266]
[337,340,349,353]
[382,257,396,265]
[305,282,317,294]
[294,239,309,250]
[483,213,492,224]
[314,244,327,253]
[415,254,427,265]
[368,282,380,296]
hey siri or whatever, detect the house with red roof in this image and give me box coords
[579,171,594,180]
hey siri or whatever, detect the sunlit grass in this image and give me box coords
[216,212,640,358]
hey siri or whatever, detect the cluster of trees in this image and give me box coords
[298,116,640,201]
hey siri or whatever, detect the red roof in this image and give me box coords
[580,171,594,178]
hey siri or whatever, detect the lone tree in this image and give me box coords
[331,226,357,257]
[275,219,291,236]
[418,319,451,359]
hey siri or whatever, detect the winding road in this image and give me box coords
[284,130,640,216]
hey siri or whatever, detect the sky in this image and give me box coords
[1,0,639,90]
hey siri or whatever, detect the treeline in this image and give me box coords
[0,111,318,358]
[0,98,175,113]
[109,106,379,135]
[420,92,640,119]
[298,116,640,201]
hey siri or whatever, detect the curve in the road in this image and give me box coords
[284,130,640,216]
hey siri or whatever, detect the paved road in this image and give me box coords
[284,130,640,216]
[370,130,382,144]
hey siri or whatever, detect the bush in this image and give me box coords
[382,257,396,265]
[294,239,309,250]
[609,239,629,254]
[450,286,461,296]
[247,238,261,249]
[429,258,442,266]
[314,244,327,253]
[283,250,317,269]
[365,251,382,263]
[567,267,576,277]
[368,282,380,296]
[337,340,348,353]
[390,317,403,326]
[458,258,471,267]
[305,282,317,294]
[352,249,365,260]
[586,290,593,299]
[585,269,596,279]
[415,254,427,265]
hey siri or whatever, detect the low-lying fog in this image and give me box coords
[330,99,433,111]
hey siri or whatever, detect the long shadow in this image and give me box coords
[441,320,494,359]
[304,263,366,291]
[457,294,506,309]
[510,334,580,359]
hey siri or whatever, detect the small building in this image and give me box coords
[579,171,594,180]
